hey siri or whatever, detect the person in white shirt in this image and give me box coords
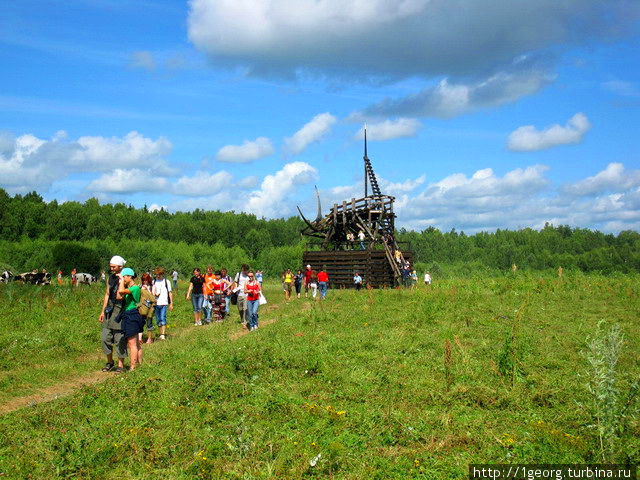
[171,270,178,289]
[152,267,174,340]
[232,264,251,328]
[353,273,363,291]
[358,230,366,250]
[424,272,432,286]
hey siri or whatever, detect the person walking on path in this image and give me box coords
[317,268,329,299]
[57,270,63,286]
[353,272,363,291]
[410,269,418,289]
[186,268,205,326]
[139,273,155,344]
[255,270,263,286]
[233,264,251,328]
[282,268,293,301]
[211,270,228,321]
[171,269,178,289]
[71,267,77,287]
[220,268,232,315]
[98,255,127,373]
[303,265,314,298]
[152,267,173,340]
[244,271,262,331]
[294,269,304,298]
[117,267,145,371]
[202,265,216,325]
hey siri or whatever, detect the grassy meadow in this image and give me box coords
[0,272,639,479]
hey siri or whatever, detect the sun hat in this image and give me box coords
[121,267,135,277]
[306,264,311,268]
[109,255,126,266]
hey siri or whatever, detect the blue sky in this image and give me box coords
[1,0,639,233]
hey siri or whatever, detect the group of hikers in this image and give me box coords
[280,265,330,300]
[98,256,264,373]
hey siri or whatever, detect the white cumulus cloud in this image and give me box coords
[87,168,171,193]
[216,136,274,163]
[355,118,421,141]
[173,171,233,196]
[563,163,640,196]
[507,112,591,152]
[246,161,317,217]
[284,113,337,155]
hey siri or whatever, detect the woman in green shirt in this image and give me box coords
[117,267,145,371]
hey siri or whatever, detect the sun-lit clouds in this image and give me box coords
[87,168,171,193]
[246,161,317,217]
[562,163,640,196]
[173,171,233,196]
[354,119,421,141]
[0,130,175,193]
[355,66,554,119]
[507,113,591,152]
[187,0,637,81]
[216,137,274,163]
[129,51,156,71]
[283,113,337,155]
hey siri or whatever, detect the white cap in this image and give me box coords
[306,264,311,268]
[109,255,126,266]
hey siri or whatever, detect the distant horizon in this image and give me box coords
[1,1,638,233]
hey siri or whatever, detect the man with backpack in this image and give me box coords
[152,267,173,340]
[98,255,128,373]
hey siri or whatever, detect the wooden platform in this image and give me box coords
[303,249,413,288]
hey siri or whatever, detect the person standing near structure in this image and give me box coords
[152,267,173,340]
[317,268,329,299]
[98,255,127,373]
[353,272,363,291]
[303,265,314,298]
[358,230,366,250]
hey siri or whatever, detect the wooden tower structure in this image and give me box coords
[299,128,412,288]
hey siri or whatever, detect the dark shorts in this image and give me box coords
[121,308,145,338]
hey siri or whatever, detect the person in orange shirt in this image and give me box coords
[202,265,216,325]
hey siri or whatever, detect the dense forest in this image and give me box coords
[1,189,638,276]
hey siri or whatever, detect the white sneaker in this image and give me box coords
[159,334,166,340]
[195,321,202,326]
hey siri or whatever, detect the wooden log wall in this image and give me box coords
[303,250,413,288]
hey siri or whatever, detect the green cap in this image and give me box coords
[121,267,135,277]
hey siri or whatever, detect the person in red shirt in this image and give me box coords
[211,271,228,321]
[317,268,329,299]
[303,264,314,298]
[243,271,262,331]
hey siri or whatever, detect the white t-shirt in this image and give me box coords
[235,271,250,298]
[172,271,178,281]
[354,275,362,284]
[424,273,432,284]
[152,278,172,306]
[358,231,365,241]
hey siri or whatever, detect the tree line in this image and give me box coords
[1,189,638,275]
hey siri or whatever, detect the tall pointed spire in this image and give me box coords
[364,124,368,197]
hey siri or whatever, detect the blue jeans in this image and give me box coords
[191,293,204,312]
[154,305,168,327]
[247,300,259,329]
[202,296,212,322]
[319,282,328,299]
[225,295,230,313]
[173,279,177,289]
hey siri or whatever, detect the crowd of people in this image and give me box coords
[98,257,265,373]
[96,255,433,372]
[280,265,330,301]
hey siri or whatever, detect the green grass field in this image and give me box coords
[0,273,638,479]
